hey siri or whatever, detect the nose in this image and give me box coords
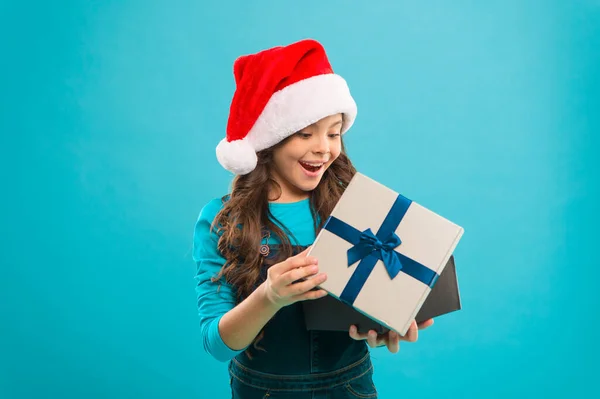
[312,134,330,154]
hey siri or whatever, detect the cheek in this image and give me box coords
[273,148,298,166]
[276,152,301,179]
[329,141,342,162]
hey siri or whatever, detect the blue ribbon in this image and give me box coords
[347,228,403,279]
[323,194,440,305]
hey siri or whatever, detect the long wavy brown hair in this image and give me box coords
[210,133,357,358]
[211,135,356,304]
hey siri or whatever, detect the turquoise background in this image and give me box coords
[2,0,599,398]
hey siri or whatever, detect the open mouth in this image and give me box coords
[299,161,324,174]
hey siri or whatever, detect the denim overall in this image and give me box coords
[228,245,378,399]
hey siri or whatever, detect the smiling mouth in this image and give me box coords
[299,161,324,173]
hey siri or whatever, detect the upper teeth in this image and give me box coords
[302,162,323,166]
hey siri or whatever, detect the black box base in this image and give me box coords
[302,255,461,334]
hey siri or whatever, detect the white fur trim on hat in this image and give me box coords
[217,73,357,175]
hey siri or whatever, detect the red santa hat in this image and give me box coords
[216,39,357,175]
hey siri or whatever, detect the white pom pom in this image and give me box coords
[215,138,258,175]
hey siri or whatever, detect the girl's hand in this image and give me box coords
[349,319,434,353]
[261,247,328,310]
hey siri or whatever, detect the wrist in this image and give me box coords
[257,282,282,313]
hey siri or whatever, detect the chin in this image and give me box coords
[289,177,321,194]
[297,183,320,193]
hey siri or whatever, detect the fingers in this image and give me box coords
[349,326,379,348]
[284,272,327,296]
[263,247,329,307]
[272,247,318,274]
[349,325,368,341]
[291,288,328,302]
[386,330,400,353]
[349,319,433,353]
[278,263,320,286]
[366,330,379,348]
[288,254,318,270]
[400,320,418,342]
[349,326,400,353]
[397,318,433,341]
[417,318,434,330]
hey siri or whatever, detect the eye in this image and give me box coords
[328,133,341,138]
[297,132,312,139]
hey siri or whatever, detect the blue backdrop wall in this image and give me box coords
[2,1,599,398]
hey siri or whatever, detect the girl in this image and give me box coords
[193,39,433,399]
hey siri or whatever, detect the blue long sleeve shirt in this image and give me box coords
[192,196,317,362]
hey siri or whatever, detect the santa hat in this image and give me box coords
[216,39,357,175]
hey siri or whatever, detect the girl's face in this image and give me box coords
[270,113,343,202]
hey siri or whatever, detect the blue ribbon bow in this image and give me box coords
[323,194,439,305]
[347,228,403,279]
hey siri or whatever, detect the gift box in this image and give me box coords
[306,172,464,336]
[303,255,461,334]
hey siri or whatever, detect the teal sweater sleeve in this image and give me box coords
[192,198,248,362]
